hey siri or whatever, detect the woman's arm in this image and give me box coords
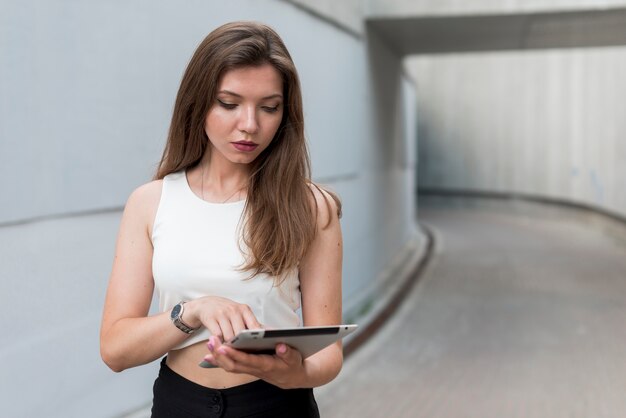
[295,185,344,386]
[204,185,344,388]
[100,181,263,372]
[100,181,188,372]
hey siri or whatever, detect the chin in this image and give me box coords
[230,156,257,165]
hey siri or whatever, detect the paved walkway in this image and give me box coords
[316,198,626,418]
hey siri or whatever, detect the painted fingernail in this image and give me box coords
[208,342,214,351]
[199,360,217,368]
[277,344,287,354]
[218,347,227,355]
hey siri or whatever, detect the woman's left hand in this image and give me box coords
[201,336,307,389]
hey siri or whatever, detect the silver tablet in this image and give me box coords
[226,324,358,359]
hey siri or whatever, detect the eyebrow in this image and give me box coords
[217,90,283,100]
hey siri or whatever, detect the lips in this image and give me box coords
[232,141,258,152]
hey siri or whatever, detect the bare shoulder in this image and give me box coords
[126,180,163,209]
[307,182,342,229]
[123,180,164,230]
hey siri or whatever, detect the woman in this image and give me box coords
[100,21,343,417]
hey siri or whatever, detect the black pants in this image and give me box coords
[151,358,320,418]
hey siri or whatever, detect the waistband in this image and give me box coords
[158,357,284,398]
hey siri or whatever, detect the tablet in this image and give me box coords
[226,324,358,359]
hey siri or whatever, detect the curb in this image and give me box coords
[343,224,435,358]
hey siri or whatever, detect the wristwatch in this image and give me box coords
[170,301,198,334]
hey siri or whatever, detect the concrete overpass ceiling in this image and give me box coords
[365,0,626,17]
[367,8,626,54]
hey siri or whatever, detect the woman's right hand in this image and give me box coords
[185,296,263,342]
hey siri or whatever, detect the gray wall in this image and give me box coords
[407,47,626,220]
[0,1,419,417]
[287,0,364,35]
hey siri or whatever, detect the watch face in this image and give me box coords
[171,304,182,319]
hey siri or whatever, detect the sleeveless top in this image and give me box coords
[152,171,302,349]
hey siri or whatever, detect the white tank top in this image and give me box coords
[152,171,301,349]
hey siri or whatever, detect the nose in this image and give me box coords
[238,105,259,135]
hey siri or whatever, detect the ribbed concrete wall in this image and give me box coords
[407,47,626,219]
[0,1,419,417]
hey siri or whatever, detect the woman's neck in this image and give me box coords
[196,152,249,203]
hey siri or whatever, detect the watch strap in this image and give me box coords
[171,302,198,334]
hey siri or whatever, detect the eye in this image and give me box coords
[217,99,237,110]
[262,105,280,113]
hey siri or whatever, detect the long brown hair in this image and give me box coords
[155,21,341,281]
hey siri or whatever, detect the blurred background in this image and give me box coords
[1,1,625,417]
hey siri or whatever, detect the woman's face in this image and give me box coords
[205,64,284,166]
